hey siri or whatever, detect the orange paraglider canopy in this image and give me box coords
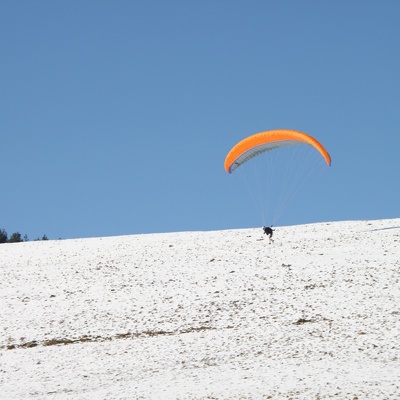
[224,129,331,173]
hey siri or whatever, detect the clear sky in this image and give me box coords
[1,1,399,239]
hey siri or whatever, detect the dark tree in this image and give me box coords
[8,232,23,243]
[0,229,8,244]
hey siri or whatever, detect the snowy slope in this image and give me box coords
[1,219,399,399]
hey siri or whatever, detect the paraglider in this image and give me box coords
[263,226,274,244]
[224,129,331,232]
[224,129,331,174]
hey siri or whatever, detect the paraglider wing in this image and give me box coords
[224,129,331,173]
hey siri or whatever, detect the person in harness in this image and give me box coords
[263,226,274,244]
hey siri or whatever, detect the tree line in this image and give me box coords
[0,229,48,243]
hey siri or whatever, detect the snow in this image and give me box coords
[1,219,400,399]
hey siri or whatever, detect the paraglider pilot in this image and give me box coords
[263,226,274,244]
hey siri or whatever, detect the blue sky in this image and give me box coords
[1,1,399,239]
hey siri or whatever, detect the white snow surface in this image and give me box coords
[1,219,400,399]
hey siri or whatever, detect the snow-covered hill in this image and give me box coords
[1,219,400,399]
